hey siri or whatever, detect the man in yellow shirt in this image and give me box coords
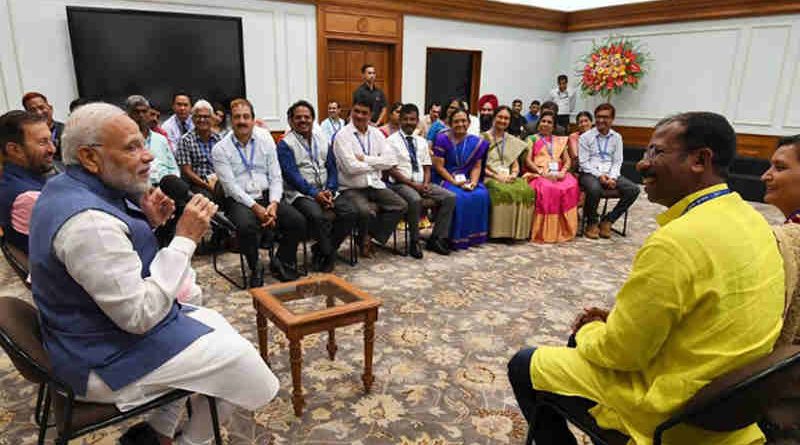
[508,112,785,445]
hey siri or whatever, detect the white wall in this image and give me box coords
[0,0,316,130]
[563,14,800,136]
[402,15,563,112]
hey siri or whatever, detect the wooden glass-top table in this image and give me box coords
[249,274,382,416]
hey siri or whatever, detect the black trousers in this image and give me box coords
[291,195,357,256]
[508,335,588,445]
[225,197,306,271]
[579,173,640,225]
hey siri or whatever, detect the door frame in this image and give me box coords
[316,4,403,121]
[424,47,482,114]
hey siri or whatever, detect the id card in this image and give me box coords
[496,167,510,176]
[549,162,559,173]
[454,173,467,183]
[245,179,260,193]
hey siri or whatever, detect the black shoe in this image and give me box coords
[248,264,264,288]
[409,242,424,259]
[426,237,450,255]
[119,422,160,445]
[321,254,336,273]
[271,259,300,282]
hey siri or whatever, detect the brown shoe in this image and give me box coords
[360,242,374,258]
[599,221,612,239]
[585,224,600,239]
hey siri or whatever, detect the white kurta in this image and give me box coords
[54,210,279,444]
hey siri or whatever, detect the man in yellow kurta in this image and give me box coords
[508,111,785,445]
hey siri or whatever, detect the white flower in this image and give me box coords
[352,394,406,428]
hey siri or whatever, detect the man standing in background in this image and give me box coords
[320,100,346,144]
[352,64,387,126]
[162,92,194,149]
[22,92,64,162]
[549,75,576,130]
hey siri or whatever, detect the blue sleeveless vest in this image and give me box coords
[29,166,212,395]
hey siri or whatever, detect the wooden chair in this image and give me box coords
[0,296,223,445]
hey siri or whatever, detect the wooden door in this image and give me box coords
[326,40,392,120]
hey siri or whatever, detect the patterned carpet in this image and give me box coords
[0,190,785,445]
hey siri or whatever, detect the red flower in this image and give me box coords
[626,75,636,84]
[629,63,641,73]
[615,78,624,87]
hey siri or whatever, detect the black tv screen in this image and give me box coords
[67,7,245,112]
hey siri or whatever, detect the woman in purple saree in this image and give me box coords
[432,108,490,250]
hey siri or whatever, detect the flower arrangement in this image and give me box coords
[578,36,649,102]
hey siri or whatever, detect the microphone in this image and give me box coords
[158,175,237,232]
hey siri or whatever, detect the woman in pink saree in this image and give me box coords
[524,111,580,243]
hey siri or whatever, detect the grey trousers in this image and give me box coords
[340,187,407,244]
[390,183,456,242]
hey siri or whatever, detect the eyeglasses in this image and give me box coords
[195,115,212,121]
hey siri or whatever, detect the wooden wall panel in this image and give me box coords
[567,0,800,32]
[616,125,780,160]
[325,11,400,38]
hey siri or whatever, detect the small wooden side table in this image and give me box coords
[250,274,382,417]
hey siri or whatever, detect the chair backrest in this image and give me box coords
[668,345,800,432]
[0,235,31,288]
[0,296,52,384]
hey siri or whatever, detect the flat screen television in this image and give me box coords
[66,7,245,112]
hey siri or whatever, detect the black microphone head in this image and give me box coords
[159,175,190,204]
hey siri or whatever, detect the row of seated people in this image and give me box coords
[3,92,800,444]
[0,93,640,287]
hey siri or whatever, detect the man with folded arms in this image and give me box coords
[277,100,356,272]
[385,103,455,258]
[29,103,279,445]
[333,96,406,258]
[508,112,785,445]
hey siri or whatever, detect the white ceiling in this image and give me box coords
[496,0,653,12]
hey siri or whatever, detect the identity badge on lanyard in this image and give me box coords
[496,134,507,163]
[331,118,342,132]
[355,131,371,155]
[199,139,213,159]
[234,138,259,193]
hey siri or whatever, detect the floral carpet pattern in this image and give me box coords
[0,192,785,445]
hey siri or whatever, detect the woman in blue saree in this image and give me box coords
[432,108,491,250]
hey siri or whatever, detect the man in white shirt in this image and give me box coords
[162,92,194,149]
[212,98,306,286]
[333,97,407,258]
[579,103,640,239]
[386,104,455,258]
[29,103,279,445]
[319,100,346,145]
[549,75,577,131]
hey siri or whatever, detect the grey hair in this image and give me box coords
[61,102,126,166]
[125,95,150,112]
[192,99,213,115]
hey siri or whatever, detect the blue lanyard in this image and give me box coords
[597,134,611,159]
[330,118,342,132]
[233,138,256,174]
[354,131,371,155]
[296,132,319,164]
[51,126,59,143]
[198,137,213,158]
[682,188,732,215]
[539,134,554,158]
[455,138,468,167]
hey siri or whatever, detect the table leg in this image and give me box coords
[254,300,269,366]
[289,335,304,417]
[362,311,376,392]
[326,295,337,360]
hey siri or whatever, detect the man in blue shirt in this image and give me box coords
[278,100,356,272]
[212,98,306,286]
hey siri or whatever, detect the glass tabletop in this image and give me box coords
[268,279,364,316]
